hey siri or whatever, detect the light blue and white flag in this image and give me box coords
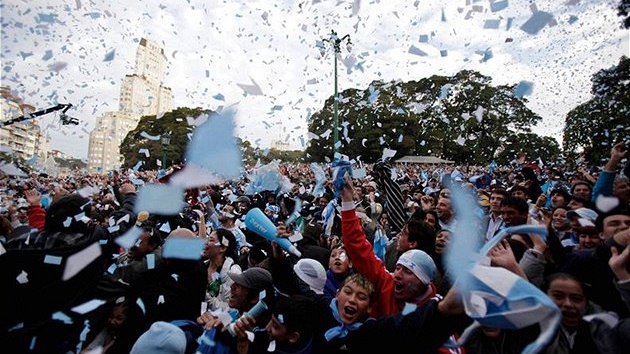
[445,185,561,354]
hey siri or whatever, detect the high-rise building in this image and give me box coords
[0,86,48,162]
[88,38,173,173]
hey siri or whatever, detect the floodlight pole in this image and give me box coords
[320,30,351,157]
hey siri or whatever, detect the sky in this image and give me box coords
[1,0,628,160]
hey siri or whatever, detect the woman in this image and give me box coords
[203,228,241,311]
[542,272,629,354]
[549,206,576,249]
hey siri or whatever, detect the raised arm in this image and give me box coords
[592,141,627,201]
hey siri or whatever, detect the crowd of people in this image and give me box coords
[1,141,629,354]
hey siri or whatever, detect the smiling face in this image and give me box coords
[202,230,222,260]
[435,229,450,255]
[551,207,569,230]
[335,279,372,324]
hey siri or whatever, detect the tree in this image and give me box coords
[495,133,562,165]
[305,70,543,164]
[619,0,630,28]
[120,107,211,170]
[564,56,629,165]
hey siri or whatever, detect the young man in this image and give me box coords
[483,188,509,241]
[340,179,443,318]
[232,273,468,354]
[230,294,320,354]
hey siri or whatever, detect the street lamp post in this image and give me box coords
[161,133,171,170]
[319,30,352,156]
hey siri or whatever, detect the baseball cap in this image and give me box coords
[236,195,251,204]
[228,267,273,292]
[293,258,326,295]
[396,249,437,285]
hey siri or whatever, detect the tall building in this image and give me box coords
[88,38,173,173]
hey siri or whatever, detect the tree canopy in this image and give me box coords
[563,56,629,165]
[120,107,211,170]
[305,70,545,164]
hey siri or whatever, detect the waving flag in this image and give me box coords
[445,185,561,354]
[373,159,406,233]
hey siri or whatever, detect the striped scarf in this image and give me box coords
[373,160,406,233]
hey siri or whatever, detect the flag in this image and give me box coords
[373,159,406,232]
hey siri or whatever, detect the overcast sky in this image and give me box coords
[1,0,628,160]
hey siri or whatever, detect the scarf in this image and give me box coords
[324,299,363,341]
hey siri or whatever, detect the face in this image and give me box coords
[16,208,28,222]
[392,263,426,301]
[489,193,505,214]
[567,198,584,210]
[578,232,601,249]
[329,248,352,275]
[265,315,292,344]
[438,189,451,199]
[601,214,630,239]
[551,208,569,230]
[550,193,567,208]
[396,225,415,252]
[237,201,249,213]
[435,230,450,255]
[354,187,364,199]
[202,231,222,260]
[614,179,630,203]
[335,281,371,324]
[435,198,452,221]
[107,305,128,330]
[229,282,255,312]
[572,185,591,199]
[511,190,526,200]
[424,213,437,229]
[547,278,587,329]
[128,231,155,260]
[500,205,527,226]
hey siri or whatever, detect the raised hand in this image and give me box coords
[23,189,41,207]
[609,245,630,281]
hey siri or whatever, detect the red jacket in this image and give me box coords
[27,205,46,231]
[341,208,437,318]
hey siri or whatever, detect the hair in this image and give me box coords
[550,188,571,202]
[340,273,376,303]
[614,174,629,189]
[543,272,585,297]
[574,226,598,236]
[215,228,238,260]
[272,294,318,337]
[0,215,14,237]
[570,181,593,194]
[406,217,436,256]
[595,205,630,232]
[490,188,509,198]
[567,195,596,210]
[44,193,93,233]
[500,196,529,215]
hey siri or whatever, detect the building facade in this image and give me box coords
[0,87,48,162]
[88,38,173,173]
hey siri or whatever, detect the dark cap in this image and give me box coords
[236,195,251,204]
[228,267,272,291]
